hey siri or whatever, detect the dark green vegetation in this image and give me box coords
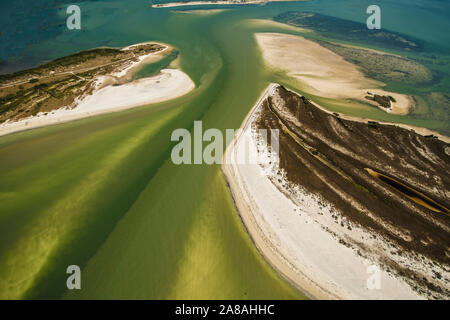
[274,11,424,52]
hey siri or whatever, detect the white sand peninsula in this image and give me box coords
[222,84,424,300]
[256,33,412,115]
[0,44,194,137]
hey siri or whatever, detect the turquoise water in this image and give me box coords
[0,0,448,299]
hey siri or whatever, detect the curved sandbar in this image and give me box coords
[0,44,195,137]
[255,33,413,115]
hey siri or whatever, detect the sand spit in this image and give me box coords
[173,9,229,15]
[153,0,306,9]
[255,33,412,115]
[223,84,449,299]
[0,45,194,137]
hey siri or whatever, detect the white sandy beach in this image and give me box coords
[76,69,194,113]
[255,33,412,115]
[222,84,436,299]
[0,45,195,137]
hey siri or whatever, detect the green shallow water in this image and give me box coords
[0,0,449,299]
[0,5,306,300]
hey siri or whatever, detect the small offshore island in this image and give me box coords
[152,0,306,9]
[0,42,194,136]
[223,84,450,299]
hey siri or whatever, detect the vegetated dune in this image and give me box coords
[255,33,412,115]
[0,43,195,137]
[223,84,450,299]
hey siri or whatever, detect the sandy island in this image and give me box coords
[222,84,439,299]
[0,43,195,137]
[255,33,413,115]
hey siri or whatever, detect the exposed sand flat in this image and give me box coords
[255,33,412,115]
[222,84,427,300]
